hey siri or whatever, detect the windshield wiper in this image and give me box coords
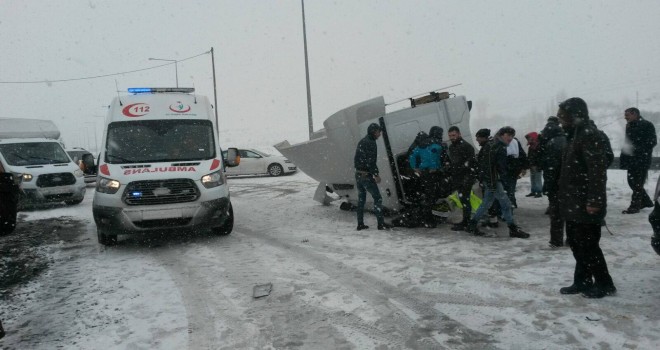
[106,154,135,163]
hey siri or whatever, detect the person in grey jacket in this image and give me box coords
[354,123,392,230]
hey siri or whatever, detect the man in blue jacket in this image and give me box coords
[408,131,443,227]
[354,123,392,230]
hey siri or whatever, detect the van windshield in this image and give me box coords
[0,142,71,166]
[105,120,215,164]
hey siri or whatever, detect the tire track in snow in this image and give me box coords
[235,224,497,349]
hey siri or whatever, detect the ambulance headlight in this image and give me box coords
[201,170,225,188]
[96,177,121,194]
[22,173,33,182]
[74,169,84,177]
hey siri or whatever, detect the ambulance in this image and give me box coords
[92,88,239,245]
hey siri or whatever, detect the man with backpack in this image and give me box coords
[504,129,528,208]
[468,126,530,238]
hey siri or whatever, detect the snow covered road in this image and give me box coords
[1,171,660,349]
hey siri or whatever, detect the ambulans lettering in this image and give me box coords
[123,166,196,175]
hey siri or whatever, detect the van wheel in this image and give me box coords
[65,198,84,205]
[97,229,117,246]
[212,204,234,236]
[268,163,283,177]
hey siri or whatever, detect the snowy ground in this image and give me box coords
[1,170,660,349]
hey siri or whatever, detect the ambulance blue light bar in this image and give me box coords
[128,87,195,94]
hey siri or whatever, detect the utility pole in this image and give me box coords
[301,0,314,139]
[211,47,219,134]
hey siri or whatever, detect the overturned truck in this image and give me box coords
[275,91,473,216]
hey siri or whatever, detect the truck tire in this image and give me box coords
[97,228,117,246]
[212,204,234,236]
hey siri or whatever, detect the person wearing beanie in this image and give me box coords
[354,123,392,231]
[556,97,616,299]
[620,107,657,214]
[468,126,530,239]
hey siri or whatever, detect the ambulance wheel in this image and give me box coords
[97,229,117,246]
[65,198,84,205]
[268,163,283,177]
[212,204,234,236]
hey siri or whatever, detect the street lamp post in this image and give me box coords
[148,57,179,87]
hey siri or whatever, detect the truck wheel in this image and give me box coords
[212,204,234,236]
[97,229,117,246]
[268,163,283,177]
[65,198,84,205]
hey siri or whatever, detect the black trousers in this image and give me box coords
[565,221,615,289]
[454,181,473,224]
[547,193,565,246]
[627,167,652,209]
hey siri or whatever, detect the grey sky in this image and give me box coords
[1,0,659,151]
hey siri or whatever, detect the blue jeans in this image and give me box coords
[356,174,384,226]
[530,168,543,194]
[472,182,514,226]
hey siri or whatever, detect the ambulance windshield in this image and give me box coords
[105,120,215,164]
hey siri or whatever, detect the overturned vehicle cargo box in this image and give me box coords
[275,92,473,213]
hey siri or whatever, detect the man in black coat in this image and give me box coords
[556,97,616,299]
[447,126,477,231]
[540,116,567,248]
[620,107,657,214]
[354,123,391,230]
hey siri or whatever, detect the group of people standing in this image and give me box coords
[353,97,658,299]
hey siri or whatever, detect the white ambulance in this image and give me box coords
[92,88,239,245]
[0,118,86,207]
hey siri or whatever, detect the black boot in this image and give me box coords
[559,283,592,295]
[581,285,617,298]
[378,223,393,230]
[452,219,468,231]
[357,224,369,231]
[467,221,484,236]
[509,224,530,238]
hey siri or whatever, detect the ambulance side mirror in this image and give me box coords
[225,148,241,167]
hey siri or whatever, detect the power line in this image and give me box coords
[0,50,210,84]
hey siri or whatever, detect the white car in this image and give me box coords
[223,149,296,177]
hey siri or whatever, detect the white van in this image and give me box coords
[0,118,86,207]
[92,87,239,245]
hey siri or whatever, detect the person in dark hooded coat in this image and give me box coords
[540,116,567,247]
[556,97,616,299]
[354,123,392,231]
